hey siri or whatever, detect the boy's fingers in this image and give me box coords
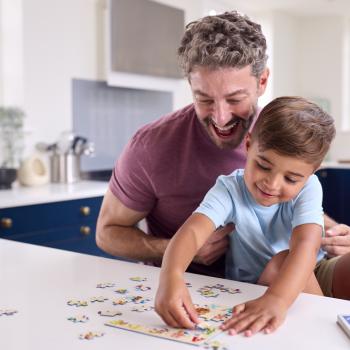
[245,316,269,336]
[184,299,199,324]
[221,304,246,330]
[232,303,246,315]
[264,318,279,334]
[227,314,257,334]
[170,306,196,329]
[161,310,181,328]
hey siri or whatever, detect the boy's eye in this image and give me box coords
[256,162,270,171]
[285,177,297,184]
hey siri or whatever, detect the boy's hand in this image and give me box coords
[155,276,199,329]
[220,294,288,336]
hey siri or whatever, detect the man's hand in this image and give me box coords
[155,275,199,329]
[322,224,350,257]
[193,223,233,265]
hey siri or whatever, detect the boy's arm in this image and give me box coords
[264,223,321,304]
[155,213,216,328]
[222,223,322,336]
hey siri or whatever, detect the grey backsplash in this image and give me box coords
[72,79,172,172]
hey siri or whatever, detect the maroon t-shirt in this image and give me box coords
[109,104,247,277]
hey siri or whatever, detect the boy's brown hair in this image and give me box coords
[251,96,336,168]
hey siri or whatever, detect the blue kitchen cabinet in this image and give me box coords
[0,196,112,258]
[316,168,350,226]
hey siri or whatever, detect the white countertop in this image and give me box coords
[0,181,108,208]
[0,239,349,350]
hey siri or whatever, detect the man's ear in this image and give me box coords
[245,133,252,152]
[257,68,269,97]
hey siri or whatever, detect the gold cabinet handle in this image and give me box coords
[80,225,91,235]
[80,206,91,216]
[1,218,13,229]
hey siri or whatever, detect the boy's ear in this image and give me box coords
[245,133,252,152]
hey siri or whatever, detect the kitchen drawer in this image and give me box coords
[6,222,97,245]
[0,197,103,237]
[5,224,110,258]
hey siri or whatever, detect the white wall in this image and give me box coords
[1,0,349,161]
[19,0,206,155]
[22,0,105,153]
[296,16,346,160]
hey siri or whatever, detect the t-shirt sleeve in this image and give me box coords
[292,174,324,230]
[109,131,156,213]
[194,176,235,229]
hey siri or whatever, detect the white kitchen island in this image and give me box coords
[0,239,349,350]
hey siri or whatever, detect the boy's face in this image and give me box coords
[244,136,316,207]
[189,66,269,150]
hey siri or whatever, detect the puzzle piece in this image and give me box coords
[112,297,130,305]
[131,305,154,312]
[202,339,229,350]
[198,288,220,298]
[130,277,147,282]
[90,296,109,303]
[98,310,122,317]
[96,282,115,288]
[195,304,232,322]
[131,295,151,304]
[135,284,151,292]
[67,300,88,307]
[0,309,18,316]
[79,331,104,340]
[115,288,128,294]
[67,315,89,323]
[106,319,221,346]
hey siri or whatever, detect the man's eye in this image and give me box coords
[198,100,213,105]
[257,163,270,171]
[227,99,241,105]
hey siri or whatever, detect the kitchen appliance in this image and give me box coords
[50,153,81,183]
[38,133,94,184]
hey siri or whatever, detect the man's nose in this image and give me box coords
[212,102,232,127]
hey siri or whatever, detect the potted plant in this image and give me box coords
[0,106,25,189]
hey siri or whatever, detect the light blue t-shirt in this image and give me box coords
[195,169,325,283]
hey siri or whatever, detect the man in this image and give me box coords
[96,11,350,298]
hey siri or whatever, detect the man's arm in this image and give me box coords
[96,189,231,264]
[96,189,168,263]
[322,214,350,257]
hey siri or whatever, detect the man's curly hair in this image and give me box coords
[178,11,268,78]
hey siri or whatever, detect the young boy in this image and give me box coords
[155,96,336,337]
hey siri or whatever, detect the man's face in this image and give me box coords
[189,66,268,149]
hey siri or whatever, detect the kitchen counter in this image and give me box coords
[0,239,349,350]
[0,181,108,209]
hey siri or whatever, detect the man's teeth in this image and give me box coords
[212,121,238,131]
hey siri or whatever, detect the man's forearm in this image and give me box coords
[96,225,169,263]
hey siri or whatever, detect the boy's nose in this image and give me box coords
[264,175,280,191]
